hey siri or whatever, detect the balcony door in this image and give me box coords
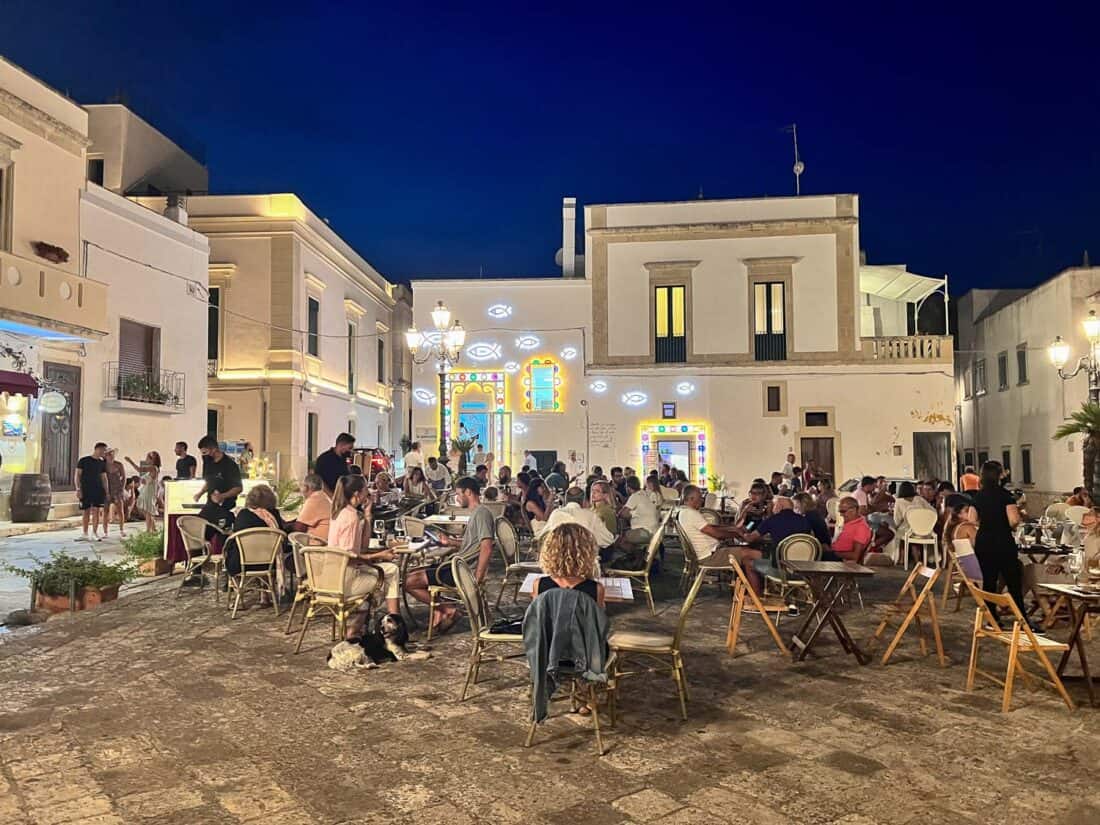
[754,281,787,361]
[654,284,686,363]
[41,362,81,491]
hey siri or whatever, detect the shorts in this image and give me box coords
[424,564,455,588]
[80,489,106,509]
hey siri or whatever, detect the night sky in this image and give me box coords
[3,2,1097,292]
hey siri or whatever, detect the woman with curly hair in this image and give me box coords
[536,522,605,606]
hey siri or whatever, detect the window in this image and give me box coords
[997,352,1009,391]
[530,364,555,410]
[207,287,220,365]
[1021,445,1033,484]
[753,281,787,361]
[662,402,677,419]
[347,322,356,394]
[307,413,319,467]
[87,158,105,186]
[1017,345,1029,385]
[377,338,385,384]
[1001,448,1011,473]
[119,318,158,376]
[963,449,975,468]
[767,386,781,412]
[763,382,787,417]
[206,408,219,439]
[973,359,987,396]
[962,367,972,400]
[805,411,829,428]
[978,449,989,466]
[654,284,686,363]
[307,297,320,357]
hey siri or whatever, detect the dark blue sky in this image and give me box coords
[4,2,1097,291]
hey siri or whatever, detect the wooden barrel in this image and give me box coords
[10,473,52,522]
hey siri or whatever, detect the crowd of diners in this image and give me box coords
[179,431,1100,639]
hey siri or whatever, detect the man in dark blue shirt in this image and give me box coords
[314,432,355,495]
[738,497,809,549]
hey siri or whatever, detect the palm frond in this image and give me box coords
[1053,402,1100,440]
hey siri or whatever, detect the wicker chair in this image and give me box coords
[293,547,383,654]
[285,532,326,634]
[603,516,668,615]
[451,555,525,701]
[175,515,228,601]
[762,533,822,604]
[224,527,285,619]
[609,568,704,721]
[494,517,542,608]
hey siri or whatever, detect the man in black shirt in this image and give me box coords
[193,434,243,511]
[75,442,109,542]
[174,441,197,479]
[315,432,356,495]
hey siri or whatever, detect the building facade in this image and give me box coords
[955,267,1100,506]
[410,195,955,497]
[0,59,210,515]
[134,193,411,480]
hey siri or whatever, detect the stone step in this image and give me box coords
[49,491,79,520]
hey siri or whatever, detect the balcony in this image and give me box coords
[102,363,186,413]
[0,249,109,338]
[862,335,952,362]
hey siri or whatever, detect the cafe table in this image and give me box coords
[519,573,635,603]
[782,560,875,665]
[384,538,439,627]
[1038,582,1100,706]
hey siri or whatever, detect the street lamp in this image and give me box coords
[406,301,465,457]
[1048,309,1100,404]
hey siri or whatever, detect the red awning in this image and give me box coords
[0,370,39,397]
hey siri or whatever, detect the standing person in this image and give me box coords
[971,460,1027,620]
[104,448,128,538]
[174,441,197,479]
[125,451,162,534]
[803,459,818,489]
[424,455,450,492]
[567,450,585,483]
[403,441,424,471]
[782,452,796,479]
[193,435,243,517]
[523,449,538,472]
[405,477,497,634]
[314,433,355,495]
[473,442,487,467]
[483,451,495,481]
[959,465,980,492]
[328,475,401,627]
[75,442,109,542]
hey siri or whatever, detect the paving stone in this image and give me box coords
[611,788,684,821]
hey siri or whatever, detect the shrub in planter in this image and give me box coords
[4,551,136,613]
[122,529,171,576]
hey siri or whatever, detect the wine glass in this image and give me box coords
[373,519,385,541]
[1068,550,1084,587]
[395,517,406,540]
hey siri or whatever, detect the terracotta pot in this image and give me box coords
[34,584,121,614]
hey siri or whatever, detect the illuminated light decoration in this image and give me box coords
[504,361,520,374]
[419,329,443,347]
[465,341,502,362]
[676,381,695,396]
[413,388,437,405]
[638,421,710,484]
[621,391,648,407]
[487,303,513,319]
[521,357,564,412]
[589,380,608,393]
[515,334,540,351]
[442,370,507,456]
[560,346,578,361]
[513,422,528,434]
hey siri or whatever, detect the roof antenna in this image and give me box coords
[697,185,704,200]
[783,124,805,195]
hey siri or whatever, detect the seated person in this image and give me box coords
[372,472,401,507]
[736,483,771,531]
[828,496,872,562]
[404,478,496,634]
[402,466,436,501]
[538,486,616,557]
[1067,486,1093,508]
[535,522,605,607]
[293,473,331,539]
[544,461,569,493]
[483,486,499,502]
[679,485,765,593]
[588,480,619,537]
[224,484,291,587]
[524,477,554,528]
[792,492,831,549]
[737,496,809,552]
[618,475,661,550]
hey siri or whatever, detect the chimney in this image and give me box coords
[562,197,576,278]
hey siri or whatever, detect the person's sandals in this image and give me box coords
[434,612,459,635]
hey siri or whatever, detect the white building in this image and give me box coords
[410,195,955,497]
[131,193,412,480]
[955,267,1100,505]
[0,59,209,516]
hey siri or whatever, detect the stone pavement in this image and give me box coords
[1,562,1099,825]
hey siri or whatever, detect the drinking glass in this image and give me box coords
[395,518,406,539]
[373,519,385,540]
[1068,550,1084,587]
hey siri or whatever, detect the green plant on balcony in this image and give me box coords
[118,373,171,405]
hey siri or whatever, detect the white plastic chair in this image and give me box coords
[1044,502,1069,521]
[1065,505,1089,527]
[902,508,940,570]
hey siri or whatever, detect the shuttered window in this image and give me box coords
[119,319,157,377]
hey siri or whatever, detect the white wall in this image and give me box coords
[79,184,209,462]
[599,194,845,228]
[85,105,208,195]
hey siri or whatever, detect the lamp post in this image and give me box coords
[1048,309,1100,405]
[406,301,465,458]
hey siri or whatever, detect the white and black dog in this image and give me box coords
[327,613,428,672]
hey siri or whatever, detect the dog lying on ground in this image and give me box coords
[327,613,430,672]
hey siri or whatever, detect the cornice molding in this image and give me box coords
[0,89,90,157]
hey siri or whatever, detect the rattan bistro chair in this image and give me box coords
[293,547,383,654]
[451,556,526,701]
[763,533,822,604]
[225,527,285,619]
[175,515,228,601]
[609,568,704,721]
[604,516,669,615]
[285,532,326,634]
[495,517,542,608]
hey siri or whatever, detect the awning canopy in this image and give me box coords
[0,370,39,397]
[859,265,946,304]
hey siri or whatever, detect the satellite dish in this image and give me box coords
[38,390,67,414]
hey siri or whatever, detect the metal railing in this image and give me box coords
[103,363,186,410]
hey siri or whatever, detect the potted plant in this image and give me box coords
[450,436,475,475]
[5,551,135,614]
[122,529,170,576]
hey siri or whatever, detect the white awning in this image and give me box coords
[859,265,946,304]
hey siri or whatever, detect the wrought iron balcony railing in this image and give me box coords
[104,363,186,410]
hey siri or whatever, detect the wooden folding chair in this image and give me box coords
[965,586,1074,712]
[725,552,789,658]
[868,565,946,666]
[942,538,983,611]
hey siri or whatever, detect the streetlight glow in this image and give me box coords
[1048,336,1071,369]
[1083,310,1100,342]
[404,326,421,351]
[430,301,452,332]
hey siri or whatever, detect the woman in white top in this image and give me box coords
[893,480,934,540]
[402,466,436,501]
